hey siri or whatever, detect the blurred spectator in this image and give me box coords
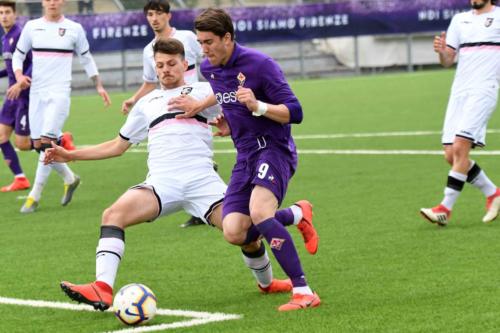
[26,2,42,17]
[78,0,93,14]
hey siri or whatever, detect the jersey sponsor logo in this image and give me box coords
[237,72,246,86]
[485,18,494,27]
[215,91,237,104]
[270,238,285,251]
[181,86,193,95]
[59,28,66,36]
[2,52,12,60]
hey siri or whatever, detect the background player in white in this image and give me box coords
[421,0,500,226]
[10,0,111,213]
[45,39,304,310]
[121,0,201,115]
[121,0,203,227]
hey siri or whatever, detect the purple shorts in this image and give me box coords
[0,97,30,136]
[222,147,296,219]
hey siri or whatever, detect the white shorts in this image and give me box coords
[29,91,71,140]
[442,93,497,147]
[130,167,226,225]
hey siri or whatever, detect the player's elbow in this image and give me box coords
[286,102,303,124]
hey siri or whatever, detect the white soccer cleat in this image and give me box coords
[482,189,500,223]
[20,196,39,214]
[420,205,450,226]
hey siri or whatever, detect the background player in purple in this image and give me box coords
[0,1,31,192]
[192,8,321,311]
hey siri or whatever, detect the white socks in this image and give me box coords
[96,237,125,289]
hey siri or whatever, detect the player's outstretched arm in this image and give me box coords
[121,82,156,115]
[44,137,131,164]
[434,32,456,68]
[171,94,217,119]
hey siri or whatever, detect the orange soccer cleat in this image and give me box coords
[60,132,76,151]
[278,292,321,312]
[483,188,500,223]
[420,204,451,226]
[60,281,113,311]
[1,176,30,192]
[295,200,319,255]
[258,278,292,294]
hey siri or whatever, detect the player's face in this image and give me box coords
[154,52,187,89]
[42,0,65,17]
[197,31,233,66]
[146,10,171,34]
[0,7,16,31]
[470,0,490,9]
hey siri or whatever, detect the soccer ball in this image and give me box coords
[113,283,157,326]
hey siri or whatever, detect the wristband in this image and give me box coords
[252,101,268,117]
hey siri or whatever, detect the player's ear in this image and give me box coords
[183,59,188,72]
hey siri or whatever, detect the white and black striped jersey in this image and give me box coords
[143,28,202,85]
[119,82,220,174]
[446,6,500,97]
[12,16,98,93]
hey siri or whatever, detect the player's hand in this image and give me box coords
[170,95,202,119]
[434,32,447,54]
[121,97,135,115]
[97,86,111,108]
[44,142,71,164]
[6,82,23,100]
[210,114,231,137]
[236,86,258,113]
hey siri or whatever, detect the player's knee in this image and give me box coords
[15,139,31,151]
[102,207,126,228]
[0,132,8,144]
[223,229,245,246]
[249,209,271,225]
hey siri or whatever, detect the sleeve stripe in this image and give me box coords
[119,133,130,141]
[81,49,89,56]
[446,44,456,51]
[16,47,26,55]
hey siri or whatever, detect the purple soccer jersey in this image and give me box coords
[201,43,303,217]
[0,24,32,135]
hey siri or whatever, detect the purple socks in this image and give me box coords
[0,141,23,176]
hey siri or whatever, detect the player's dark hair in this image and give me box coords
[492,0,497,5]
[195,8,234,41]
[0,1,16,11]
[153,38,185,59]
[143,0,170,14]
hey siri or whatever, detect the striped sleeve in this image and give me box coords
[119,99,148,144]
[12,22,32,72]
[446,14,460,51]
[75,24,98,77]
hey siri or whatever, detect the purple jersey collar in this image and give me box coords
[223,42,242,68]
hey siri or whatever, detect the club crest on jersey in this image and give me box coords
[270,238,285,250]
[181,87,193,95]
[210,73,215,79]
[59,28,66,36]
[9,37,13,45]
[485,18,494,27]
[237,72,246,87]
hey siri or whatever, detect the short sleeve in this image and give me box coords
[143,46,158,83]
[119,101,148,144]
[446,14,461,50]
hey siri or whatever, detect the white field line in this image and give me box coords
[91,147,500,156]
[0,296,242,333]
[212,129,500,142]
[68,129,500,156]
